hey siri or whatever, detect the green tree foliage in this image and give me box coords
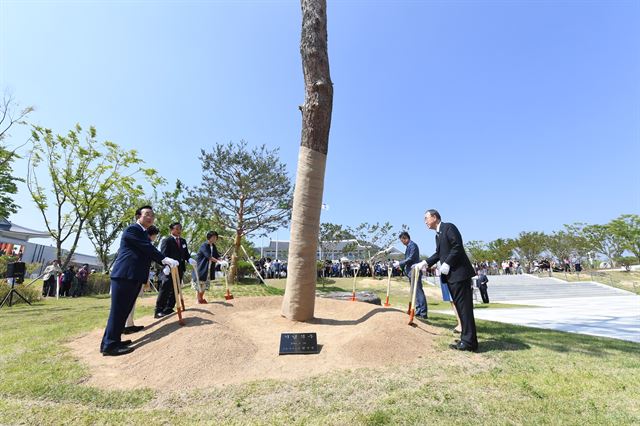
[513,231,547,272]
[28,124,160,268]
[466,240,490,263]
[153,180,242,262]
[545,231,575,264]
[86,192,152,271]
[485,238,515,264]
[318,222,351,259]
[350,221,401,260]
[0,93,34,218]
[567,222,625,267]
[608,214,640,262]
[190,141,293,283]
[153,180,215,249]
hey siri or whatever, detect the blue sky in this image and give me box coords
[1,0,638,256]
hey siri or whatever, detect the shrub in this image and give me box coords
[0,281,42,305]
[86,273,111,295]
[236,260,255,280]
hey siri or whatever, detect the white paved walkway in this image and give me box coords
[436,274,640,343]
[471,295,640,343]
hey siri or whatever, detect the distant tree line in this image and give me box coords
[466,215,640,272]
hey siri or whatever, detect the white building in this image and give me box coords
[259,239,404,261]
[0,218,102,272]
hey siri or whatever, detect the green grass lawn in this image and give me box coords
[533,270,640,294]
[1,281,638,425]
[267,276,528,310]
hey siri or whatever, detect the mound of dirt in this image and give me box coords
[69,296,444,390]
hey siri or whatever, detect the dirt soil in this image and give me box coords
[69,296,445,390]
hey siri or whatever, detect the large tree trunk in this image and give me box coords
[282,0,333,321]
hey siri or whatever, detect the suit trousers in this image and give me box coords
[448,278,478,349]
[101,278,142,352]
[155,270,182,314]
[406,271,428,317]
[478,284,490,303]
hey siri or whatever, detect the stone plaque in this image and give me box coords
[279,332,319,355]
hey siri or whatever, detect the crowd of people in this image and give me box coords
[41,261,92,298]
[473,256,584,276]
[254,258,288,279]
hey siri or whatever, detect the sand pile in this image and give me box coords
[69,296,443,390]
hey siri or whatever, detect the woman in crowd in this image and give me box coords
[42,260,62,297]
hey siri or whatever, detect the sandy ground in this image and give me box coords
[69,296,445,390]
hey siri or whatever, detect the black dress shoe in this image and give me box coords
[102,346,134,356]
[449,341,478,352]
[123,325,144,334]
[162,308,175,315]
[154,312,166,319]
[118,340,132,346]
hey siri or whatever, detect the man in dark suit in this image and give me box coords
[476,271,490,304]
[100,205,178,356]
[422,209,478,351]
[154,222,195,318]
[398,231,427,319]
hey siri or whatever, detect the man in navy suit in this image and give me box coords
[418,209,478,351]
[154,222,195,317]
[398,231,427,319]
[100,205,178,356]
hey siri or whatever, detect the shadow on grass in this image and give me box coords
[476,338,531,353]
[316,286,349,293]
[317,278,337,286]
[478,317,640,356]
[416,313,640,355]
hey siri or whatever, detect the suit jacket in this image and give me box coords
[196,242,220,281]
[111,223,165,283]
[160,235,191,274]
[427,222,475,284]
[399,240,420,277]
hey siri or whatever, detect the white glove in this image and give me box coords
[162,257,179,268]
[412,260,427,270]
[440,262,450,275]
[188,258,197,266]
[163,266,171,276]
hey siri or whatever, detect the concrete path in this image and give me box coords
[436,274,640,343]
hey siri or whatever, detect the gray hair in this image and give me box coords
[425,209,441,221]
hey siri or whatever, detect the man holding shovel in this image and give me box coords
[100,205,178,356]
[398,231,428,319]
[193,231,222,304]
[155,222,194,318]
[420,209,478,352]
